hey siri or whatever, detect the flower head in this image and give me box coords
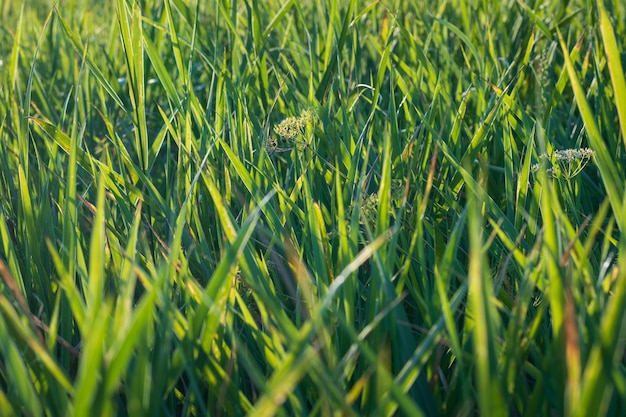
[273,109,316,140]
[531,147,595,179]
[265,109,318,154]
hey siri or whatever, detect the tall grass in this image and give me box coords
[0,0,625,415]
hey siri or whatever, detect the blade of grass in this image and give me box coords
[557,27,624,222]
[466,166,506,417]
[55,7,125,109]
[0,307,43,417]
[597,0,626,150]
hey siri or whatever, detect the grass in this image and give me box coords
[0,0,625,415]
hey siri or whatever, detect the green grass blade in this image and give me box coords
[55,8,125,109]
[557,28,624,221]
[466,171,506,416]
[597,0,626,150]
[0,305,43,417]
[85,173,107,321]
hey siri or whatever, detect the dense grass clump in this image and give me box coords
[1,0,625,415]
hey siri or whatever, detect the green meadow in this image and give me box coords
[1,0,625,415]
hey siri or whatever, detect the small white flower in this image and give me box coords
[531,147,595,179]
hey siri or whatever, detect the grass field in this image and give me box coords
[1,0,626,415]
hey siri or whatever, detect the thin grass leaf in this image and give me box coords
[55,8,125,109]
[72,300,113,416]
[315,0,356,102]
[557,27,624,223]
[431,16,484,74]
[466,169,506,417]
[576,260,626,417]
[85,173,107,322]
[0,308,43,417]
[597,0,626,149]
[163,0,189,87]
[0,292,73,394]
[104,288,157,397]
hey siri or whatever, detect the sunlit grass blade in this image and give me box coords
[576,258,626,417]
[315,0,356,102]
[0,306,43,417]
[117,0,149,170]
[30,117,144,201]
[71,301,112,416]
[557,27,624,222]
[0,291,73,394]
[466,172,506,417]
[104,288,157,398]
[85,173,107,323]
[597,0,626,150]
[162,0,189,87]
[54,8,125,109]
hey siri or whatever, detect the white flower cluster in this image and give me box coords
[531,148,595,179]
